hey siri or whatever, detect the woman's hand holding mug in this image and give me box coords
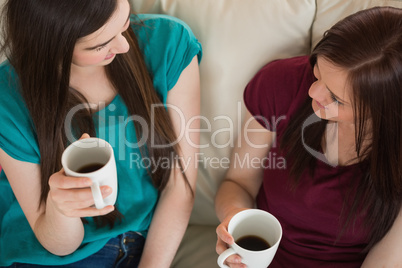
[48,134,116,218]
[217,209,282,268]
[216,208,250,268]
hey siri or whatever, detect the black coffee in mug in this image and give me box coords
[236,235,271,251]
[76,163,104,173]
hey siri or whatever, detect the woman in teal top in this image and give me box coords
[0,0,201,267]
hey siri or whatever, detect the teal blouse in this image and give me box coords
[0,14,202,265]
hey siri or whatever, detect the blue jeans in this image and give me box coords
[2,232,145,268]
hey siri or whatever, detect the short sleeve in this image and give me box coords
[243,56,314,132]
[132,14,202,103]
[0,62,40,164]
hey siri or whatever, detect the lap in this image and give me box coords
[1,232,145,268]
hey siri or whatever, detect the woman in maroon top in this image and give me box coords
[215,6,402,268]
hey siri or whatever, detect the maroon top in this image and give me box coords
[244,56,369,267]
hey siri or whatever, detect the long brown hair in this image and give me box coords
[281,6,402,250]
[1,0,191,228]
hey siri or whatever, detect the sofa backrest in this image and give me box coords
[313,0,402,47]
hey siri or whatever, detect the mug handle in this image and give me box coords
[91,181,106,209]
[217,248,237,268]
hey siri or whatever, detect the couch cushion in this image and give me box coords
[171,225,218,268]
[131,0,316,225]
[312,0,402,48]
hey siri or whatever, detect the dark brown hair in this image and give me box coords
[1,0,191,228]
[281,6,402,250]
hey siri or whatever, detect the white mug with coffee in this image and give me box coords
[61,137,117,209]
[218,209,282,268]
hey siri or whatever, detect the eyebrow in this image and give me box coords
[315,62,349,105]
[85,14,131,50]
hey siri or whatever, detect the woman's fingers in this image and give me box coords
[226,263,247,268]
[48,168,114,217]
[78,205,115,217]
[216,209,254,268]
[216,235,228,255]
[49,170,91,190]
[49,188,114,218]
[49,186,113,216]
[216,223,234,247]
[79,133,90,140]
[51,186,111,207]
[217,239,244,267]
[59,204,115,218]
[216,223,245,266]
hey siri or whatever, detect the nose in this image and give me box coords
[308,80,327,103]
[110,33,130,54]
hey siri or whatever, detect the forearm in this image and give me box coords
[138,180,194,267]
[215,111,272,222]
[34,196,85,256]
[215,179,256,222]
[0,150,86,256]
[139,56,199,267]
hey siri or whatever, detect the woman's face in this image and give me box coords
[71,0,131,68]
[308,57,355,125]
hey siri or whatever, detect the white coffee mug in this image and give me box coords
[61,137,117,209]
[218,209,282,268]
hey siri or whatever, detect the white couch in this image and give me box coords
[128,0,402,267]
[1,0,402,267]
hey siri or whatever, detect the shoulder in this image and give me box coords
[131,14,201,59]
[0,61,24,111]
[246,56,313,97]
[0,61,39,163]
[130,14,202,98]
[244,56,314,130]
[0,61,17,87]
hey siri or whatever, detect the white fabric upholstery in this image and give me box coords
[312,0,402,47]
